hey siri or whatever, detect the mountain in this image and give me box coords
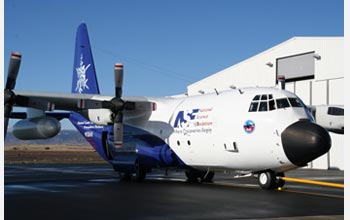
[5,130,90,146]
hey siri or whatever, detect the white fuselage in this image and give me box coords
[89,87,313,173]
[131,88,312,172]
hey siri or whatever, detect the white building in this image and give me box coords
[187,37,344,170]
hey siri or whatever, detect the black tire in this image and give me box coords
[119,172,131,181]
[258,171,277,190]
[275,172,285,188]
[129,160,147,182]
[133,165,147,182]
[185,170,199,183]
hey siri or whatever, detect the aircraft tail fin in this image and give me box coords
[71,23,100,94]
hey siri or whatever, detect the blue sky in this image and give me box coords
[4,0,344,129]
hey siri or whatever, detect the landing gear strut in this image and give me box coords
[258,171,285,190]
[114,161,147,182]
[185,169,215,183]
[118,169,146,182]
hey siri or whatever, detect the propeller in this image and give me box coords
[111,63,124,148]
[4,52,22,138]
[76,63,137,149]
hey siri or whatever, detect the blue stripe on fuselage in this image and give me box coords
[68,112,185,169]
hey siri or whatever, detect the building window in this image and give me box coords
[328,107,344,116]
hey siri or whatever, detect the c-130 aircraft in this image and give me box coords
[4,23,331,190]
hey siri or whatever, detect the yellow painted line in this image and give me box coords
[282,177,344,189]
[279,188,344,199]
[209,181,344,199]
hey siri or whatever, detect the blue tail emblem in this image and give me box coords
[72,23,100,94]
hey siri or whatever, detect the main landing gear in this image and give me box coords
[114,161,148,182]
[118,169,147,182]
[185,169,215,183]
[257,171,285,190]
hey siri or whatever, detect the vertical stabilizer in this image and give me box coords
[72,23,100,94]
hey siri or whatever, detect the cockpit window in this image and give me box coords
[269,100,276,111]
[249,94,275,112]
[249,102,259,112]
[276,98,290,109]
[253,95,260,101]
[288,98,303,107]
[249,94,306,112]
[259,102,268,111]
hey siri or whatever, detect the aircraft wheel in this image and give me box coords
[133,164,147,182]
[258,171,277,190]
[134,169,146,182]
[200,171,215,183]
[185,170,199,183]
[119,172,131,181]
[275,172,285,188]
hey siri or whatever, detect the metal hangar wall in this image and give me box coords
[187,37,344,170]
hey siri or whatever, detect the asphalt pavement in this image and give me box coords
[4,164,344,220]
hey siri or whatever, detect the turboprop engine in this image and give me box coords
[12,116,61,140]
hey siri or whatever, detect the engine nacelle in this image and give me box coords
[13,116,61,140]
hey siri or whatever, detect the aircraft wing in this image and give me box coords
[14,91,99,111]
[10,111,71,120]
[14,91,155,112]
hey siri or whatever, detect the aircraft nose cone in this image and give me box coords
[281,120,331,167]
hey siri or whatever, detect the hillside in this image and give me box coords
[5,130,90,146]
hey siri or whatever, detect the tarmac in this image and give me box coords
[4,164,344,220]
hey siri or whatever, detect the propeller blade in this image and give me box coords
[4,117,10,138]
[114,63,124,98]
[113,112,123,148]
[112,63,124,149]
[4,104,13,137]
[4,52,22,138]
[6,52,22,90]
[109,63,125,149]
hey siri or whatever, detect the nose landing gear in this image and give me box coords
[258,171,285,190]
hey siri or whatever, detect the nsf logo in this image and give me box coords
[173,109,199,128]
[243,120,255,134]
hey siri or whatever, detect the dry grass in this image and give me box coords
[4,145,106,164]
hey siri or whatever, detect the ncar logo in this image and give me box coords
[243,120,255,134]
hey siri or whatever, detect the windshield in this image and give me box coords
[249,94,305,112]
